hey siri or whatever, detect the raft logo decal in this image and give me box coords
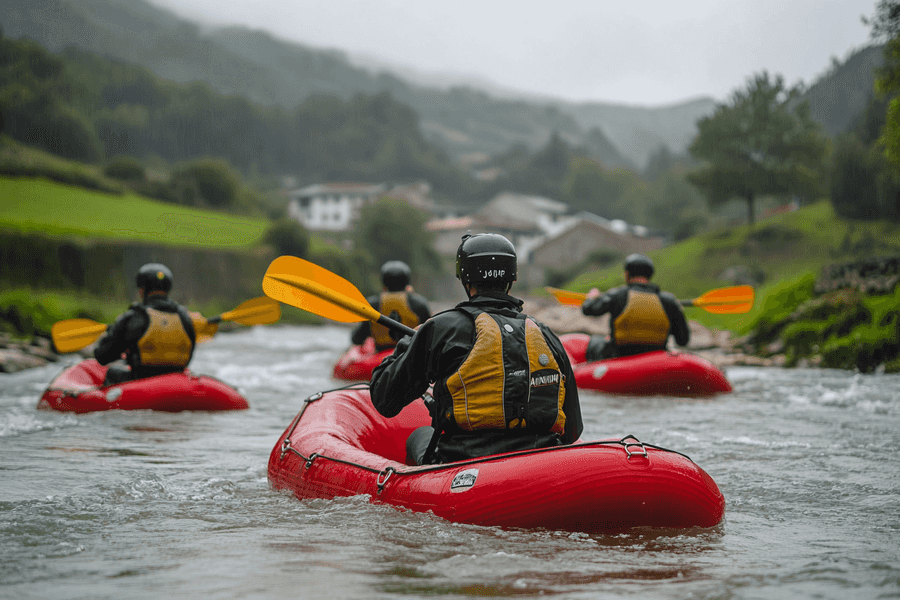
[450,468,479,492]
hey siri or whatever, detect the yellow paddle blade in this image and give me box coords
[51,319,108,353]
[192,297,281,342]
[688,285,754,314]
[545,286,586,306]
[219,296,281,325]
[262,255,380,323]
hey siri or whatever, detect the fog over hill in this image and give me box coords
[0,0,883,170]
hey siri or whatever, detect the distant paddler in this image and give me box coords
[350,260,431,352]
[579,254,690,362]
[51,263,280,385]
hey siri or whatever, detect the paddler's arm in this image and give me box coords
[350,321,370,346]
[541,323,583,444]
[94,307,146,365]
[581,287,614,316]
[370,324,434,418]
[661,292,690,347]
[410,293,432,322]
[351,294,379,345]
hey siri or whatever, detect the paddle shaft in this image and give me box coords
[376,314,417,338]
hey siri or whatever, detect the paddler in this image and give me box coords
[94,263,201,384]
[370,233,583,465]
[351,260,431,352]
[581,253,690,361]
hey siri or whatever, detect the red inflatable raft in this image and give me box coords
[332,337,391,381]
[560,333,732,397]
[37,359,249,413]
[268,386,725,532]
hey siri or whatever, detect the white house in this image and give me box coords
[286,183,387,231]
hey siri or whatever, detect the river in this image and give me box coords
[1,324,898,600]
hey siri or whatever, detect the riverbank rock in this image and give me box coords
[0,333,58,373]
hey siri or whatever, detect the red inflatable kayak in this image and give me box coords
[332,337,392,381]
[37,359,249,413]
[560,333,732,396]
[268,386,725,532]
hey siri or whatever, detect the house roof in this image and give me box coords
[290,183,386,198]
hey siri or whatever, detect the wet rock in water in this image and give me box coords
[0,348,51,373]
[0,333,59,373]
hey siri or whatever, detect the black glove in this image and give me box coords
[388,310,402,341]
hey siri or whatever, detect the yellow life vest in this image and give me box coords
[371,291,420,348]
[441,308,566,434]
[613,289,670,347]
[136,308,192,367]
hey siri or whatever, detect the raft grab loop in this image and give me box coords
[280,437,292,461]
[620,435,649,459]
[305,453,319,469]
[376,467,396,493]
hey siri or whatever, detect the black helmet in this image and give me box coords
[381,260,411,292]
[456,233,517,287]
[624,253,654,278]
[136,263,173,294]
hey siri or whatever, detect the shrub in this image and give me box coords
[264,218,310,259]
[103,155,146,181]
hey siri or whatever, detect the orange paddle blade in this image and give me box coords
[687,285,755,314]
[545,286,587,306]
[262,255,379,323]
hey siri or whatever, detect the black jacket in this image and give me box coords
[94,294,197,378]
[370,291,583,462]
[581,282,690,356]
[351,291,432,350]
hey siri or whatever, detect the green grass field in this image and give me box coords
[1,177,269,249]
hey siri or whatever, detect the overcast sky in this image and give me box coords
[149,0,879,107]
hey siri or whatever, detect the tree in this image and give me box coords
[687,72,827,225]
[560,157,636,219]
[171,158,241,209]
[353,196,439,291]
[868,1,900,167]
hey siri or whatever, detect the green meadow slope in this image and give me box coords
[1,177,267,249]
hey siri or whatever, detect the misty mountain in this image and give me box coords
[0,0,672,168]
[800,44,884,138]
[0,0,885,171]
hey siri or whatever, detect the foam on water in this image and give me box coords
[0,408,79,437]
